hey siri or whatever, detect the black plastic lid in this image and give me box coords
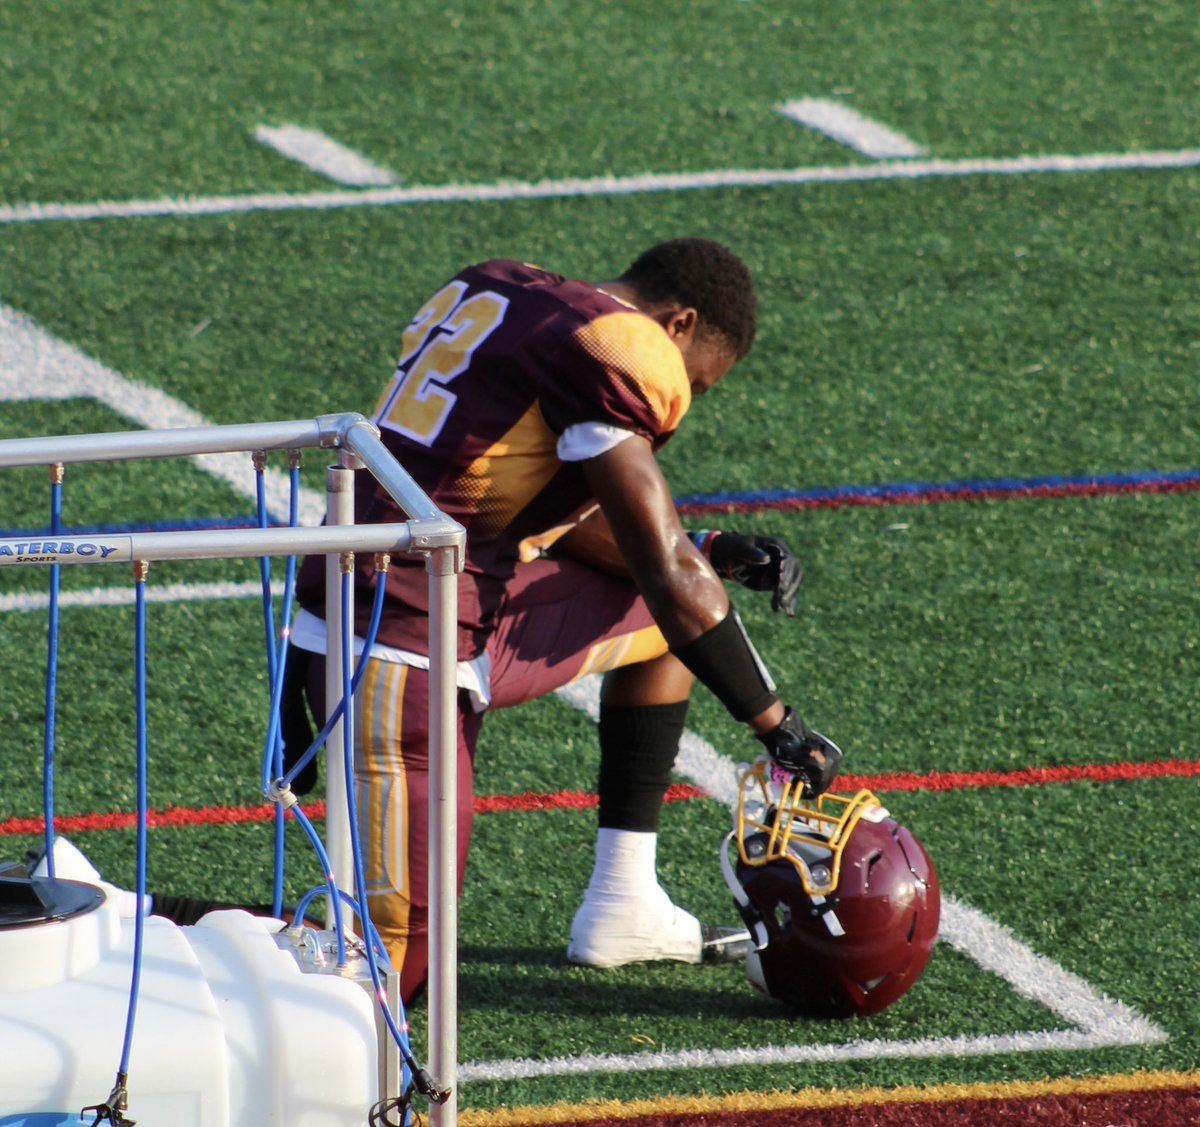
[0,874,104,929]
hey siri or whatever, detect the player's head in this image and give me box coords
[619,238,758,371]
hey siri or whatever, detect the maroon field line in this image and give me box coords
[675,476,1200,516]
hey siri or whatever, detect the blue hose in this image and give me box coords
[287,803,349,966]
[290,885,389,962]
[41,469,64,878]
[117,569,151,1077]
[278,564,387,791]
[256,460,301,917]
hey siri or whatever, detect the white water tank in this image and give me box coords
[0,874,390,1126]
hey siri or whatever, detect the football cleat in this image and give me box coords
[567,888,703,967]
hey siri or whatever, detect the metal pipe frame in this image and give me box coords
[0,414,464,1125]
[0,417,331,468]
[425,545,459,1127]
[0,523,422,565]
[323,455,357,934]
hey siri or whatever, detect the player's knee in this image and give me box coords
[600,652,693,708]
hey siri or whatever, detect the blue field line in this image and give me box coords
[1,468,1198,539]
[675,466,1200,514]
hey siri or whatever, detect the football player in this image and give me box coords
[285,238,840,1002]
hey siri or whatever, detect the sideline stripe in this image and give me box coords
[3,758,1194,838]
[0,461,1192,615]
[457,1069,1200,1126]
[675,467,1200,515]
[777,98,927,159]
[3,147,1199,226]
[253,124,400,187]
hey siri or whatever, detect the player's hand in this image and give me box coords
[755,708,842,797]
[708,532,803,616]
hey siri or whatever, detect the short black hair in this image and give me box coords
[619,238,757,360]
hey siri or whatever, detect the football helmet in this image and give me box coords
[721,758,940,1018]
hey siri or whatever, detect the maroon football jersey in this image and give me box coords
[299,259,692,658]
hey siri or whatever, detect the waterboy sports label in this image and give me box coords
[0,536,134,565]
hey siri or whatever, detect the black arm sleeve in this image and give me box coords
[669,608,780,722]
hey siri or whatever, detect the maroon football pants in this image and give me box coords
[345,556,669,1002]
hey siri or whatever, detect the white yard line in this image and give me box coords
[0,302,326,526]
[459,1017,1164,1084]
[2,148,1198,226]
[253,124,400,187]
[777,98,927,158]
[490,675,1168,1085]
[0,579,284,613]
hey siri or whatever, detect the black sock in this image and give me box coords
[280,650,319,796]
[597,700,689,832]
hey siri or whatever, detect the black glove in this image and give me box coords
[755,708,843,797]
[708,532,803,616]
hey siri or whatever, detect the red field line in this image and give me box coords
[2,758,1197,838]
[837,756,1200,793]
[464,756,1200,812]
[0,801,299,837]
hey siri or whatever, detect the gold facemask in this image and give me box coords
[734,758,888,897]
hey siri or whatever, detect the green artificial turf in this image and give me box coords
[1,0,1197,1115]
[3,1,1198,207]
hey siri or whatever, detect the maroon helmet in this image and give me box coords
[722,759,940,1018]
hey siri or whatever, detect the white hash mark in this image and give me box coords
[777,97,927,159]
[254,124,400,187]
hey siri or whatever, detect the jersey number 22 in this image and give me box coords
[377,281,510,446]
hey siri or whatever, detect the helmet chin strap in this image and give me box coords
[810,896,847,938]
[721,830,846,940]
[720,832,770,950]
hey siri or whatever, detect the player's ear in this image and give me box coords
[655,305,698,344]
